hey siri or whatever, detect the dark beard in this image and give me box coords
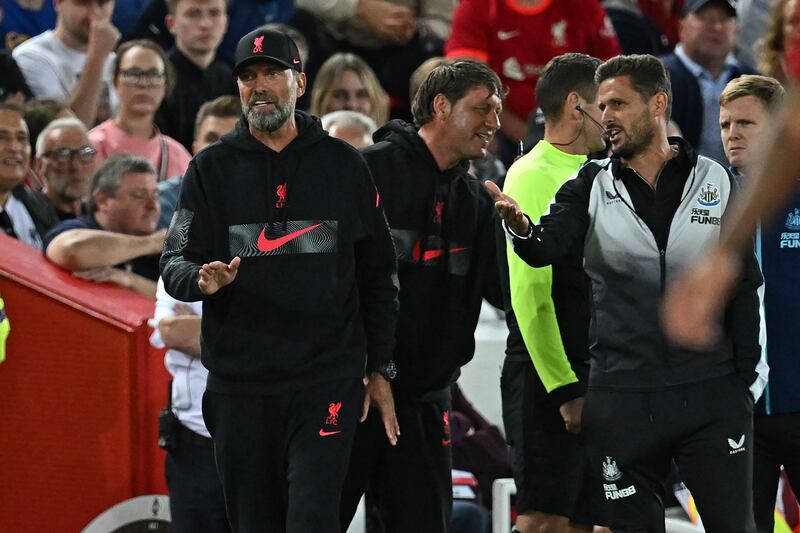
[611,111,655,160]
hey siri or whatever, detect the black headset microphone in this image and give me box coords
[574,102,606,132]
[551,102,607,147]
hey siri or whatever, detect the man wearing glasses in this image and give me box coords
[44,154,166,298]
[31,117,96,221]
[89,40,192,181]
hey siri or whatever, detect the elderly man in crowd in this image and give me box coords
[44,155,165,298]
[32,117,96,221]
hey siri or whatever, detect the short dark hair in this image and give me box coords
[166,0,230,14]
[536,53,602,121]
[411,60,504,127]
[112,39,176,95]
[24,98,71,152]
[409,57,450,103]
[0,101,24,116]
[596,55,672,119]
[89,155,156,212]
[194,95,242,139]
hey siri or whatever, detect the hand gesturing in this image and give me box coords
[198,257,241,295]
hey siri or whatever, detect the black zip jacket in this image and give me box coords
[511,138,762,391]
[361,120,500,398]
[160,112,399,394]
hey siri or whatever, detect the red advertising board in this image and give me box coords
[0,234,169,531]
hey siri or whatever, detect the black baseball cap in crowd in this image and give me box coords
[682,0,737,17]
[233,28,303,76]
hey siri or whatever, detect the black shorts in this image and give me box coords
[202,378,363,533]
[582,374,756,533]
[517,365,601,525]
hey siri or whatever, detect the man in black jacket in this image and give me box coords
[0,102,58,249]
[660,0,756,163]
[489,54,762,532]
[155,0,237,151]
[339,59,503,533]
[160,28,399,532]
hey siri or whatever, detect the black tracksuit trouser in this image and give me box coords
[202,378,363,533]
[339,393,453,533]
[752,412,800,532]
[582,373,756,532]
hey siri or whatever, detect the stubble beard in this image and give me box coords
[612,110,655,160]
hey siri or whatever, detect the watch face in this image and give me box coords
[383,361,397,380]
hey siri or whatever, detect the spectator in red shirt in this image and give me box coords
[636,0,684,49]
[445,0,620,146]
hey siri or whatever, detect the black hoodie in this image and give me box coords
[160,111,399,394]
[361,120,500,399]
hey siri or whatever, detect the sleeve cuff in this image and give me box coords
[548,381,586,407]
[502,216,533,239]
[366,344,392,370]
[366,358,397,381]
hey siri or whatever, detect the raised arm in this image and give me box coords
[485,173,591,268]
[68,14,119,126]
[296,0,415,44]
[46,228,166,271]
[160,161,229,302]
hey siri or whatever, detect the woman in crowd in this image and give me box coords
[759,0,800,82]
[89,39,191,181]
[310,53,390,127]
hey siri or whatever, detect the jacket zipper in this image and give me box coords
[625,163,676,380]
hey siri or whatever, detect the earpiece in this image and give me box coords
[574,102,606,132]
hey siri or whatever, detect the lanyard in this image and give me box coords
[158,134,170,182]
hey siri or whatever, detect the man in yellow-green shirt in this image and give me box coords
[500,53,606,533]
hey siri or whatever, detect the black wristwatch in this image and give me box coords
[372,360,398,382]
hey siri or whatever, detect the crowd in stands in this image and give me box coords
[1,0,799,532]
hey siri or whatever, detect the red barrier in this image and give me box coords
[0,234,169,532]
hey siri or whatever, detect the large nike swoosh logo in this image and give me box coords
[257,223,323,252]
[412,244,469,262]
[319,429,342,437]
